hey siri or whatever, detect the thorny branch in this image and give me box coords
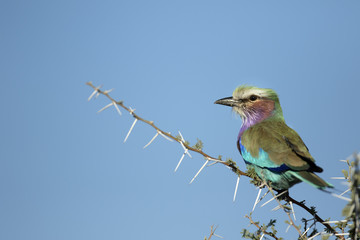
[263,183,303,238]
[87,82,247,176]
[286,195,336,235]
[86,82,345,239]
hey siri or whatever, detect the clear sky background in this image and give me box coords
[1,1,360,239]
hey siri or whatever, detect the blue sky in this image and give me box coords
[1,1,360,239]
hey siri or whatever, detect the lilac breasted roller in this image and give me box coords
[215,86,333,190]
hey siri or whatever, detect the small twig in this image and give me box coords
[245,214,280,240]
[205,225,222,240]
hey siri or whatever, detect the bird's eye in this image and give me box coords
[249,95,258,101]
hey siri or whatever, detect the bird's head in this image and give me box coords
[215,86,284,124]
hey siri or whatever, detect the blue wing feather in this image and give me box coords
[239,139,290,173]
[239,138,300,189]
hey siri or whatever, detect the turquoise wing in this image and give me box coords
[238,138,290,172]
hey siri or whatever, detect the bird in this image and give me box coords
[214,85,333,190]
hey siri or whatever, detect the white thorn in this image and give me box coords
[158,131,173,142]
[207,161,218,167]
[207,157,222,162]
[340,160,348,163]
[184,149,192,158]
[290,201,296,221]
[259,189,270,202]
[206,157,223,166]
[103,88,113,94]
[285,224,291,233]
[322,220,347,224]
[301,226,311,238]
[271,205,281,211]
[252,188,262,211]
[178,131,185,141]
[180,141,192,158]
[129,107,135,115]
[113,101,122,116]
[213,233,224,239]
[261,190,287,208]
[308,231,321,240]
[143,132,159,149]
[331,193,351,201]
[178,131,192,158]
[189,160,209,184]
[233,176,240,202]
[179,140,187,151]
[88,90,97,101]
[339,188,351,196]
[259,233,264,240]
[331,177,346,180]
[97,102,113,113]
[174,152,186,172]
[88,85,102,101]
[124,119,138,143]
[335,233,350,236]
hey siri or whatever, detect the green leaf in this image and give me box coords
[192,139,203,151]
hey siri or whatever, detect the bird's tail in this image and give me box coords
[291,171,334,189]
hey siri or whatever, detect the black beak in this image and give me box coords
[214,96,238,107]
